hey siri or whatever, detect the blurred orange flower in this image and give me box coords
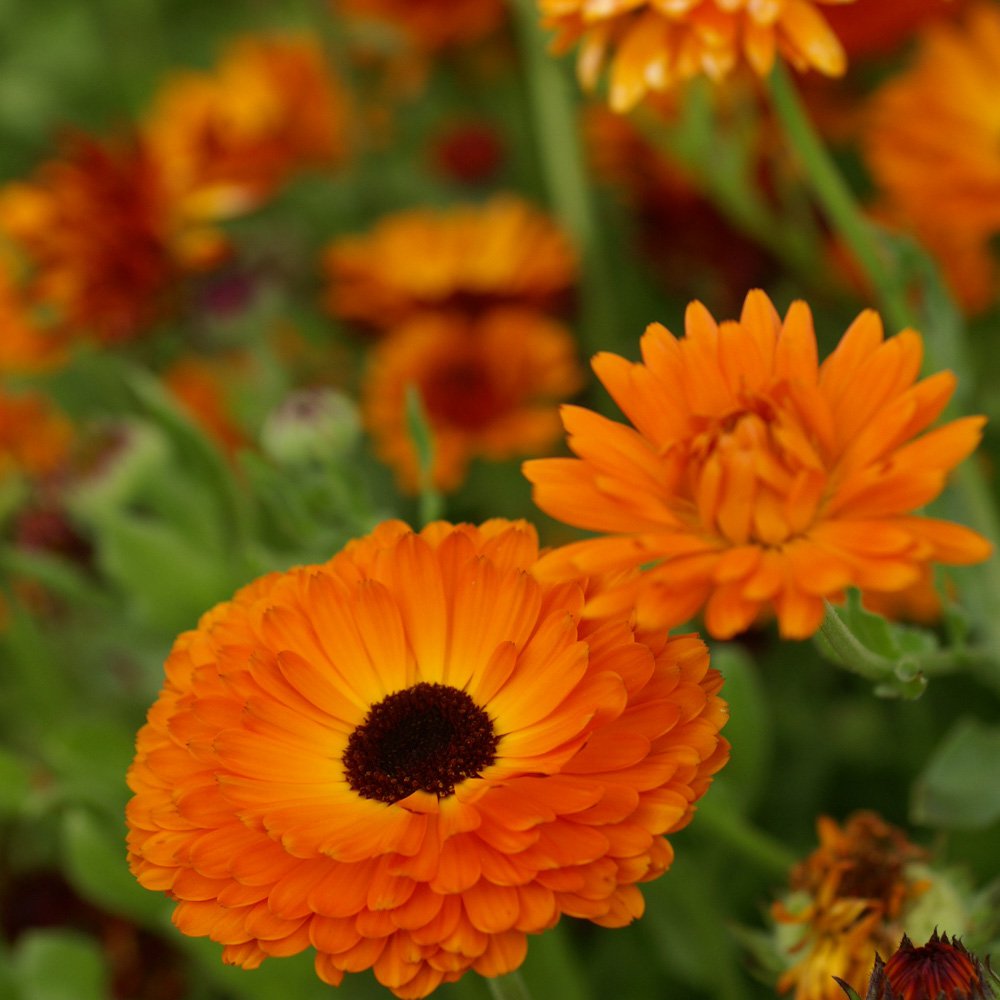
[162,354,252,458]
[323,196,577,331]
[126,518,729,998]
[0,389,73,482]
[823,0,965,58]
[0,134,215,345]
[863,3,1000,313]
[0,257,65,373]
[341,0,506,51]
[524,290,991,639]
[539,0,856,112]
[363,308,583,492]
[774,813,930,1000]
[145,35,346,222]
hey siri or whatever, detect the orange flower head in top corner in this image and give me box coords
[774,812,933,1000]
[363,308,584,493]
[322,196,577,332]
[862,3,1000,314]
[524,290,991,640]
[145,34,346,223]
[126,518,729,998]
[842,931,997,1000]
[537,0,859,112]
[340,0,506,51]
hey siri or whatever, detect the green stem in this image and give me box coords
[507,0,625,360]
[768,62,912,333]
[486,971,534,1000]
[697,795,795,877]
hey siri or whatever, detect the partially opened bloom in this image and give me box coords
[773,813,931,1000]
[863,4,1000,313]
[145,35,346,222]
[126,519,729,998]
[539,0,857,112]
[340,0,506,51]
[844,931,997,1000]
[524,290,991,639]
[363,308,583,492]
[322,196,577,331]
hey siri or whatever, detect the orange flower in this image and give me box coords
[322,196,577,331]
[145,35,346,222]
[126,519,729,998]
[0,389,72,482]
[774,812,930,1000]
[860,566,946,626]
[0,256,65,373]
[524,290,991,640]
[0,134,201,344]
[853,931,998,1000]
[162,354,252,458]
[340,0,506,51]
[538,0,856,112]
[363,308,583,492]
[862,4,1000,313]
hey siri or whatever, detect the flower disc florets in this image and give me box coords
[126,519,729,998]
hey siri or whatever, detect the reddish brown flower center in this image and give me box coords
[884,934,989,1000]
[343,682,499,803]
[422,357,508,430]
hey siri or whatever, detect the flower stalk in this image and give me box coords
[487,971,535,1000]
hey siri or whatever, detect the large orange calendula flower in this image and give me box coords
[340,0,506,51]
[0,134,220,345]
[363,307,583,492]
[126,518,729,999]
[773,813,931,1000]
[862,3,1000,314]
[322,196,577,332]
[145,35,346,222]
[538,0,857,112]
[523,289,991,640]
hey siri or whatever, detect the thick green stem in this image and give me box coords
[507,0,625,359]
[486,970,534,1000]
[768,62,912,332]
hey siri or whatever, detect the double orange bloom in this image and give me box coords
[525,290,991,639]
[127,520,728,997]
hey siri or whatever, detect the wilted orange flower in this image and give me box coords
[145,35,346,222]
[853,931,998,1000]
[363,308,583,492]
[823,0,965,58]
[524,290,991,640]
[863,3,1000,313]
[341,0,506,51]
[774,812,930,1000]
[162,354,252,458]
[539,0,856,112]
[126,518,729,998]
[0,134,214,345]
[323,196,577,331]
[0,389,72,482]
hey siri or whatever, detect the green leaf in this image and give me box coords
[708,643,771,812]
[11,930,108,1000]
[912,719,1000,829]
[60,806,168,928]
[0,748,32,816]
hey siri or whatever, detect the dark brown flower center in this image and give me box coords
[422,357,508,430]
[343,682,499,803]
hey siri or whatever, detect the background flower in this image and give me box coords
[362,308,583,492]
[126,519,729,998]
